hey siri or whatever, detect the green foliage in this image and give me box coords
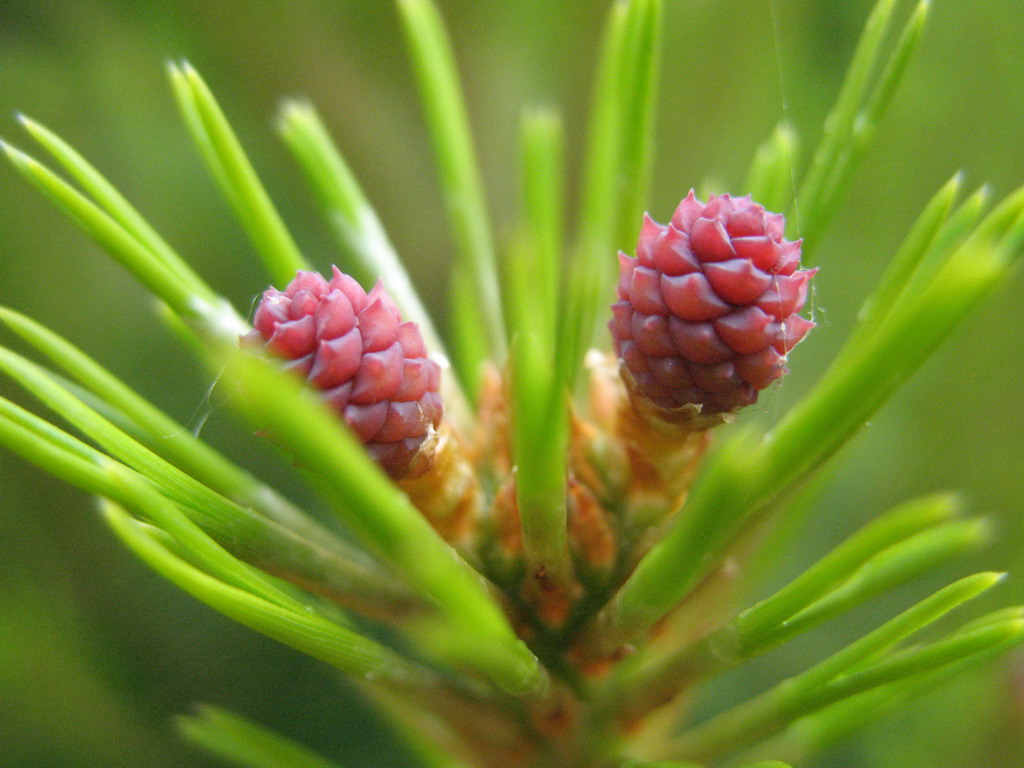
[178,706,346,768]
[104,500,436,688]
[0,140,200,322]
[745,123,798,216]
[397,0,506,363]
[559,0,662,393]
[797,0,929,248]
[510,332,571,592]
[1,0,1021,766]
[169,62,308,286]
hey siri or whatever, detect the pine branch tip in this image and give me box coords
[3,2,1021,764]
[927,490,963,513]
[276,98,314,127]
[1,139,24,161]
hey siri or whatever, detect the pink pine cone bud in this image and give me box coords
[610,190,816,416]
[243,267,443,476]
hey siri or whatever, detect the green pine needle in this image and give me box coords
[0,140,199,322]
[745,122,799,217]
[559,0,662,392]
[736,493,962,644]
[178,706,346,768]
[670,573,1007,762]
[0,306,348,551]
[798,0,925,249]
[222,351,548,697]
[396,0,506,361]
[852,171,963,335]
[104,501,438,689]
[275,100,464,427]
[519,107,565,352]
[510,332,572,594]
[169,61,308,286]
[16,114,219,305]
[0,2,1019,765]
[810,0,931,236]
[0,334,416,613]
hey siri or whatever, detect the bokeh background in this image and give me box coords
[1,1,1022,765]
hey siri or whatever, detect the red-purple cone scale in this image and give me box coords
[243,267,443,476]
[610,191,816,416]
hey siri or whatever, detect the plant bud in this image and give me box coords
[610,191,816,419]
[244,267,443,476]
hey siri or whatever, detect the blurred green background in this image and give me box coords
[1,1,1022,765]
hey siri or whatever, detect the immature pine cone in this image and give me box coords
[244,268,443,476]
[610,191,816,417]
